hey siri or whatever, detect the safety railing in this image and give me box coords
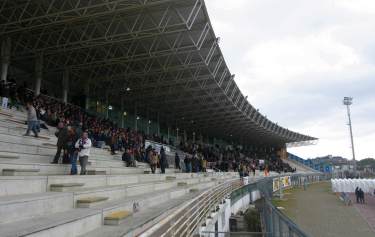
[201,231,266,236]
[261,198,309,237]
[141,173,325,237]
[142,179,242,237]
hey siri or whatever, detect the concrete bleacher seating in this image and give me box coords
[0,108,238,237]
[283,158,315,173]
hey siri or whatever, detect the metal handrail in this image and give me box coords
[181,185,234,236]
[157,179,241,237]
[166,185,227,235]
[264,198,310,237]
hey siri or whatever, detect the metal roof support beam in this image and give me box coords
[1,37,11,83]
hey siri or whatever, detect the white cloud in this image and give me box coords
[243,30,360,84]
[205,0,375,160]
[336,0,375,14]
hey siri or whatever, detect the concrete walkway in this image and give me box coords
[349,193,375,233]
[277,182,374,237]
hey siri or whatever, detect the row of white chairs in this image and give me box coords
[331,178,375,193]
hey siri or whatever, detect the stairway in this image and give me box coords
[0,108,238,237]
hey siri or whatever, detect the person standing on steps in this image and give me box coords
[150,149,158,174]
[175,152,181,170]
[75,131,92,175]
[51,122,68,164]
[24,101,39,137]
[160,146,167,174]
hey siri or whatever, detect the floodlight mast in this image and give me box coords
[343,97,357,177]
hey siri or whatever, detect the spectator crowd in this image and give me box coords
[1,80,296,175]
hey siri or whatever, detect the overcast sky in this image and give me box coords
[205,0,375,160]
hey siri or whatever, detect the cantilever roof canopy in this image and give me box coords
[0,0,317,146]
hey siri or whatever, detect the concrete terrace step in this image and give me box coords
[104,210,132,226]
[0,152,19,159]
[70,177,212,207]
[0,176,48,196]
[0,129,115,157]
[0,192,73,224]
[0,208,100,237]
[87,170,107,175]
[50,183,85,192]
[80,192,198,237]
[0,161,179,176]
[77,196,109,208]
[0,120,53,138]
[0,108,27,119]
[0,173,208,197]
[2,168,40,175]
[0,180,214,237]
[0,150,126,167]
[0,181,192,224]
[0,161,157,176]
[0,110,13,117]
[0,139,129,166]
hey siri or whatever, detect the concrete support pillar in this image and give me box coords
[121,98,125,128]
[34,54,43,96]
[84,81,90,110]
[157,112,160,136]
[134,103,138,131]
[176,128,179,145]
[167,127,170,141]
[105,90,109,119]
[184,130,187,143]
[62,69,69,104]
[1,37,11,83]
[146,109,150,135]
[193,132,196,143]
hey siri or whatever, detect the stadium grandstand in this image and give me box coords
[0,1,321,237]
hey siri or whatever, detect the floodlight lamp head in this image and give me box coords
[343,97,353,105]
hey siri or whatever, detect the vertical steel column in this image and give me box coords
[84,81,90,110]
[62,69,69,104]
[146,109,150,135]
[176,128,179,145]
[134,103,138,131]
[157,112,160,136]
[0,37,11,83]
[105,90,109,119]
[121,98,125,128]
[34,54,43,96]
[167,126,170,141]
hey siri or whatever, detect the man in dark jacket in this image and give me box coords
[175,152,180,170]
[51,122,69,164]
[160,147,167,174]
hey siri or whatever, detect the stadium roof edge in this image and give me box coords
[0,0,317,146]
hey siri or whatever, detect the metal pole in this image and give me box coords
[105,90,109,119]
[344,97,357,176]
[62,69,69,104]
[279,176,283,199]
[167,126,170,141]
[121,98,124,128]
[34,54,43,96]
[1,37,11,83]
[84,81,90,110]
[134,103,138,131]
